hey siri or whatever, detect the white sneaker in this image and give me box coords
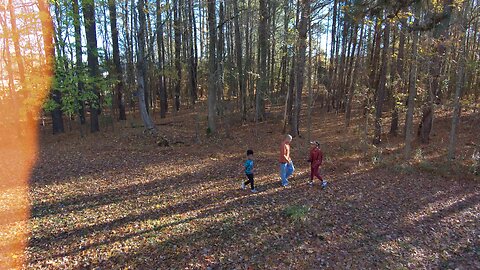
[241,183,246,190]
[251,189,258,193]
[321,181,328,189]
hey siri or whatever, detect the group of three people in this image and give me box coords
[242,134,328,193]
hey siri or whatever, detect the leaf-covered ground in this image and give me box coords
[3,105,480,269]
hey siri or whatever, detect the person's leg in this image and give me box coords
[244,173,251,185]
[286,161,295,178]
[310,164,314,181]
[280,163,288,186]
[314,165,323,181]
[246,174,255,189]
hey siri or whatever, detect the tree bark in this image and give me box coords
[173,0,182,112]
[137,0,156,131]
[233,0,246,121]
[419,0,453,143]
[7,0,25,85]
[72,0,86,126]
[38,0,63,134]
[81,0,101,133]
[156,0,168,118]
[109,0,126,121]
[291,0,310,137]
[404,24,420,159]
[373,18,390,145]
[345,23,364,127]
[217,2,225,116]
[187,0,198,105]
[327,0,338,112]
[207,0,217,133]
[448,2,469,160]
[257,0,268,122]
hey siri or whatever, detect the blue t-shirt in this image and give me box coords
[244,159,254,174]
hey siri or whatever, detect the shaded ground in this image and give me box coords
[2,103,479,269]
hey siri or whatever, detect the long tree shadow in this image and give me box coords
[28,180,300,266]
[26,158,480,268]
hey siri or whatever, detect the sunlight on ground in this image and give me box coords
[21,108,480,268]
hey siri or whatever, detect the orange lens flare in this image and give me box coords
[0,0,53,268]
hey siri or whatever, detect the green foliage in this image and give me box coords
[43,57,117,116]
[393,163,416,174]
[43,98,59,112]
[417,160,435,173]
[284,205,310,223]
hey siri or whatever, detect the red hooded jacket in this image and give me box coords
[309,147,323,167]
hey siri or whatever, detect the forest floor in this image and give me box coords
[4,102,480,269]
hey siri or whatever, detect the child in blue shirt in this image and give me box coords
[241,150,257,193]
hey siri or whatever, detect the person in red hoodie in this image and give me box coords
[308,141,327,188]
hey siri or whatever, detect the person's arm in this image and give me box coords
[281,144,288,162]
[319,150,323,165]
[308,149,313,163]
[240,161,245,174]
[285,145,291,162]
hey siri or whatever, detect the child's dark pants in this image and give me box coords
[245,173,255,189]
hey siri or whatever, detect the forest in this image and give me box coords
[0,0,479,268]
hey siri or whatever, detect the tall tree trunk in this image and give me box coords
[0,15,15,97]
[137,0,156,130]
[343,25,357,112]
[404,21,420,159]
[38,0,62,134]
[233,0,246,121]
[419,0,453,143]
[397,17,407,135]
[109,0,126,121]
[367,19,381,117]
[373,18,390,145]
[257,0,268,122]
[279,0,289,103]
[187,0,198,105]
[327,0,338,112]
[173,0,182,112]
[306,19,313,143]
[283,55,295,134]
[81,0,100,133]
[217,2,225,115]
[290,0,310,137]
[269,1,277,99]
[389,24,398,135]
[7,0,25,85]
[345,23,364,127]
[72,0,86,126]
[156,0,168,118]
[448,2,469,160]
[336,17,349,112]
[125,0,136,113]
[207,0,217,133]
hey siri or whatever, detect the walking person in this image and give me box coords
[241,150,258,193]
[279,134,295,187]
[308,141,327,188]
